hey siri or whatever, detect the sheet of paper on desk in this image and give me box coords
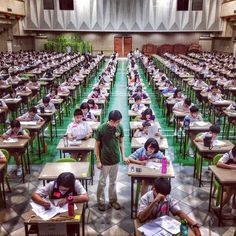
[145,162,162,170]
[213,140,226,147]
[193,121,208,126]
[138,221,171,236]
[3,138,18,143]
[148,125,158,138]
[136,137,147,144]
[20,121,37,126]
[155,215,180,235]
[69,140,82,146]
[30,200,77,221]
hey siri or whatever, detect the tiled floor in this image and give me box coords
[0,59,236,235]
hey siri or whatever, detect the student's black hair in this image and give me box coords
[209,125,221,134]
[10,120,21,128]
[142,121,151,128]
[153,178,171,196]
[93,87,100,93]
[108,110,122,121]
[190,106,199,113]
[144,138,160,153]
[184,98,191,106]
[173,89,182,98]
[87,99,95,106]
[231,145,236,157]
[141,108,153,118]
[42,96,50,104]
[74,108,83,116]
[56,172,75,192]
[211,85,218,90]
[80,102,90,111]
[135,88,142,93]
[29,107,37,114]
[134,95,142,101]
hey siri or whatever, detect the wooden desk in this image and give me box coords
[38,162,91,191]
[90,109,102,121]
[223,110,236,139]
[0,137,29,182]
[208,165,236,226]
[23,203,85,236]
[180,121,212,158]
[57,138,95,182]
[128,163,175,218]
[37,110,57,141]
[20,121,45,159]
[0,163,6,208]
[131,137,168,153]
[129,99,151,107]
[193,140,234,187]
[86,121,100,131]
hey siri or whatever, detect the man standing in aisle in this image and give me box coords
[96,110,127,211]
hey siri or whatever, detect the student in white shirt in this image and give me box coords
[131,95,146,114]
[66,109,92,161]
[32,172,88,209]
[138,178,201,235]
[215,145,236,216]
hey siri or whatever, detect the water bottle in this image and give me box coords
[180,219,188,236]
[67,196,74,216]
[63,134,68,147]
[161,156,167,174]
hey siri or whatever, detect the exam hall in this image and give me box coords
[0,0,236,235]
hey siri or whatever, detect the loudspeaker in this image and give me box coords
[59,0,74,10]
[43,0,54,10]
[177,0,189,11]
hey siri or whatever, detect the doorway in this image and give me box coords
[114,36,132,57]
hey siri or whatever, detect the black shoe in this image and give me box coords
[110,202,121,210]
[98,203,106,211]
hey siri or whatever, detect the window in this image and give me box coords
[59,0,74,10]
[192,0,203,11]
[177,0,189,11]
[43,0,54,10]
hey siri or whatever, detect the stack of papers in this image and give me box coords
[138,215,180,236]
[3,138,18,143]
[136,137,147,144]
[31,199,77,221]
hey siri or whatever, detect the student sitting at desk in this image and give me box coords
[139,108,155,122]
[207,86,222,103]
[2,120,29,176]
[66,109,92,161]
[17,107,44,122]
[3,89,21,99]
[194,74,208,89]
[131,95,146,113]
[134,121,163,139]
[32,172,88,209]
[183,106,203,157]
[98,81,109,97]
[216,73,227,86]
[47,87,60,99]
[162,82,175,95]
[0,150,7,163]
[173,98,192,113]
[27,77,40,91]
[132,88,149,100]
[215,145,236,216]
[137,178,201,235]
[167,88,186,102]
[16,80,31,93]
[194,125,220,143]
[128,138,165,195]
[87,99,98,110]
[37,97,56,112]
[80,102,97,121]
[88,87,105,99]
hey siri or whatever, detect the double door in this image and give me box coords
[114,36,132,57]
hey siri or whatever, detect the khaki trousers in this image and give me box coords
[97,163,119,205]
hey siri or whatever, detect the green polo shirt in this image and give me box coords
[95,122,124,165]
